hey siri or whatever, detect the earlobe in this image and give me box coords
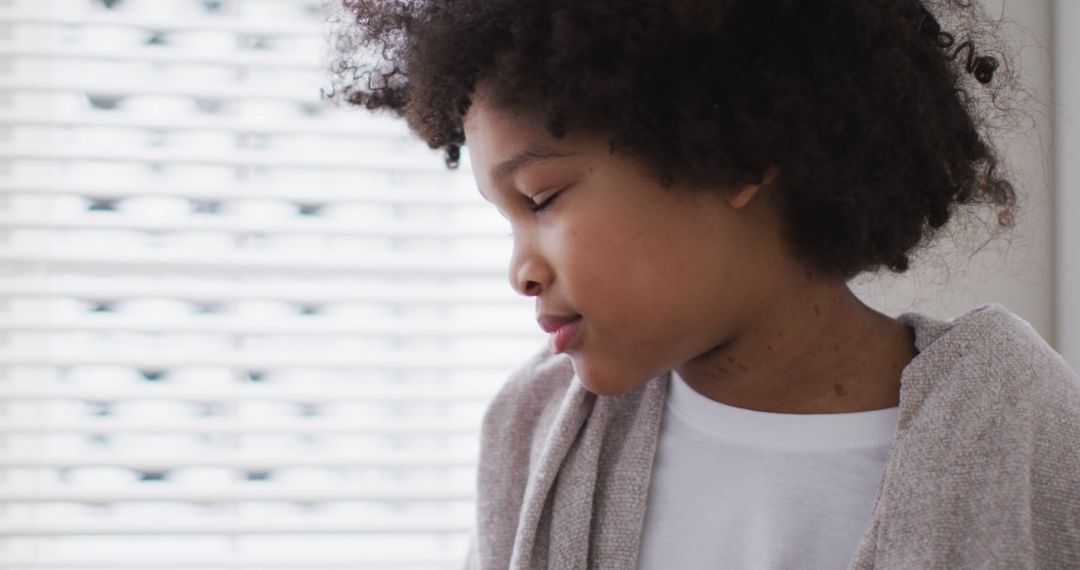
[727,182,762,210]
[726,167,779,210]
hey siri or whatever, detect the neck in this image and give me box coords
[676,273,918,414]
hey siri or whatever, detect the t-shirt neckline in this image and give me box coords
[667,369,901,450]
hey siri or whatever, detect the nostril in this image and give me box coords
[523,281,542,296]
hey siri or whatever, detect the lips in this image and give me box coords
[537,314,582,354]
[537,314,582,333]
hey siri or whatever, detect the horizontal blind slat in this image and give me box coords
[0,278,516,304]
[0,453,477,469]
[0,517,473,536]
[0,144,443,172]
[0,557,460,569]
[0,179,479,205]
[0,386,496,402]
[0,214,506,239]
[0,9,324,36]
[0,248,504,276]
[0,77,326,104]
[0,486,474,503]
[0,419,479,435]
[0,316,532,336]
[0,44,320,70]
[0,110,408,137]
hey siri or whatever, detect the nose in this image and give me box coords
[508,232,552,297]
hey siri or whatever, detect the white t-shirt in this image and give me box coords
[637,369,900,569]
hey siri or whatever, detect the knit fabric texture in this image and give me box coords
[464,304,1080,569]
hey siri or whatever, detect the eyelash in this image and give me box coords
[527,189,562,213]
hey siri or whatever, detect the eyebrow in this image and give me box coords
[493,145,572,183]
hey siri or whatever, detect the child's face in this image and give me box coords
[463,90,789,396]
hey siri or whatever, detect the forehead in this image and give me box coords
[463,96,573,186]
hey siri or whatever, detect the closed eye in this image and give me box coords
[528,189,563,213]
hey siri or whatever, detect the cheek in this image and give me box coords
[561,223,679,335]
[553,220,631,303]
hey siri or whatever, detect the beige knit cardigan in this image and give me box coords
[463,304,1080,569]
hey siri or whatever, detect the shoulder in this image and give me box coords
[902,303,1080,427]
[868,304,1080,570]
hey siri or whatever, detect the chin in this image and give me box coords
[569,354,655,397]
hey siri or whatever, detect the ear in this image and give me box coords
[726,167,779,210]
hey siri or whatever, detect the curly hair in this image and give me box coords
[325,0,1018,280]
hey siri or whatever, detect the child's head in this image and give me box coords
[330,0,1018,395]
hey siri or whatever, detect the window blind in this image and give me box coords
[0,0,544,567]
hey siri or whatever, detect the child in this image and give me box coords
[329,0,1080,567]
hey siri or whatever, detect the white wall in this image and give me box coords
[1054,0,1079,368]
[852,0,1058,357]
